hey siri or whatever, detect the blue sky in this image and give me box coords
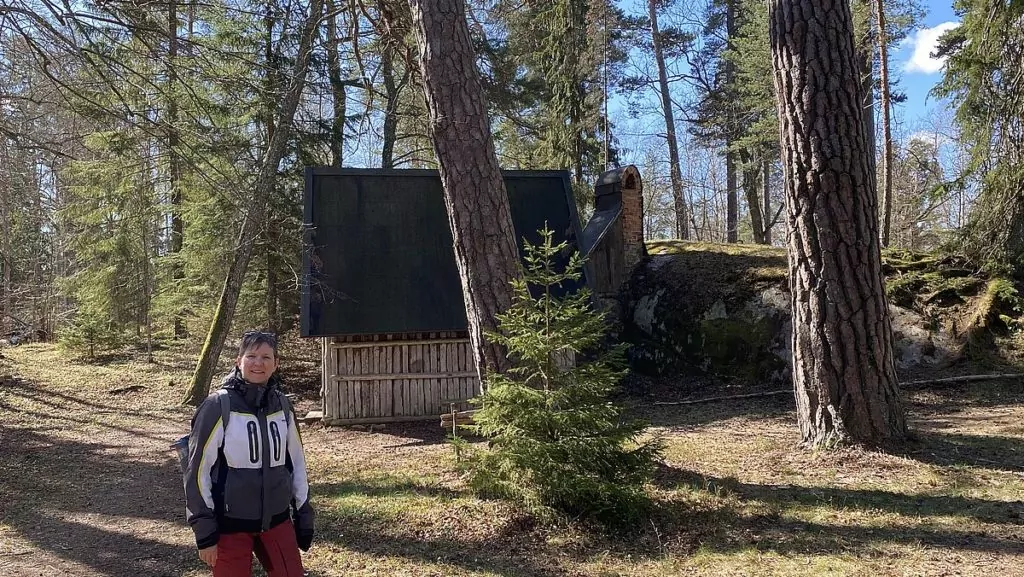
[889,1,960,135]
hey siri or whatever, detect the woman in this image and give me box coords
[184,331,315,577]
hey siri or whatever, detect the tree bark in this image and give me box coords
[875,0,894,247]
[739,149,766,244]
[167,0,186,339]
[763,158,772,244]
[649,0,689,240]
[725,0,738,244]
[325,0,346,168]
[182,0,323,406]
[769,0,906,448]
[407,0,520,385]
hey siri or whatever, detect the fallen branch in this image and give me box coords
[653,390,791,406]
[902,373,1024,390]
[108,384,146,395]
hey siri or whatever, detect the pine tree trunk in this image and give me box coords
[724,0,738,244]
[875,0,894,247]
[168,0,186,339]
[183,0,323,406]
[649,0,688,240]
[381,43,400,169]
[326,0,346,168]
[857,0,876,157]
[407,0,520,384]
[740,149,766,244]
[763,158,772,244]
[769,0,907,448]
[726,151,738,242]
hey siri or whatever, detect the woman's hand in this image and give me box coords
[198,545,218,567]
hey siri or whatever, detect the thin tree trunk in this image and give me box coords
[726,151,738,242]
[725,0,738,244]
[769,0,906,448]
[857,0,876,156]
[168,0,186,339]
[875,0,894,247]
[763,158,772,244]
[407,0,520,385]
[326,0,346,168]
[381,43,399,169]
[649,0,688,240]
[740,149,766,244]
[183,0,323,406]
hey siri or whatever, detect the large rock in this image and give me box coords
[620,242,961,385]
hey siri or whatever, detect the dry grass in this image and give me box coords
[1,342,1022,577]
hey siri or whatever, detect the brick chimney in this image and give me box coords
[583,165,647,309]
[617,165,645,271]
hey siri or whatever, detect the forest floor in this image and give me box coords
[1,340,1022,577]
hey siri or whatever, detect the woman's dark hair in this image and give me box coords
[238,330,278,359]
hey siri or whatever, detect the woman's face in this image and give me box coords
[237,343,278,385]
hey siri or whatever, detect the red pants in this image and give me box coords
[214,519,304,577]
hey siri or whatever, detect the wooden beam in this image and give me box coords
[323,414,437,425]
[330,338,470,349]
[331,371,478,381]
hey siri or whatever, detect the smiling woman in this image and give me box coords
[182,330,315,577]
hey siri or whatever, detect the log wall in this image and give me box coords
[321,332,479,424]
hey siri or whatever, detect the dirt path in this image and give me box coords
[0,346,210,577]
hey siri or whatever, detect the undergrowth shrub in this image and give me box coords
[455,228,663,530]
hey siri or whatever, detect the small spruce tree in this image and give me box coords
[459,228,663,528]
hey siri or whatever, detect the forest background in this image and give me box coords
[0,0,1020,361]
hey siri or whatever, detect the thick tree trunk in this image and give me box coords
[875,0,894,247]
[649,0,688,240]
[183,0,323,406]
[408,0,520,385]
[769,0,906,447]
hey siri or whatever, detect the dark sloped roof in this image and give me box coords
[301,168,587,337]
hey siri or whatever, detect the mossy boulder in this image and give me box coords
[621,242,791,384]
[619,242,1015,384]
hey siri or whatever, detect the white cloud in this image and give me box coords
[903,22,960,74]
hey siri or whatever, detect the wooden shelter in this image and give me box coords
[302,166,645,425]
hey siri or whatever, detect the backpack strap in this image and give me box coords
[216,389,232,443]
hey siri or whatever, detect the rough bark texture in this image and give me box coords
[408,0,520,386]
[182,0,323,406]
[649,0,689,240]
[769,0,906,447]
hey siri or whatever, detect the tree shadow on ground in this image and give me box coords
[312,479,464,500]
[314,504,568,577]
[652,464,1023,526]
[901,430,1024,472]
[0,427,197,576]
[630,387,795,429]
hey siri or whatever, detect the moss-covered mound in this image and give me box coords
[621,241,790,382]
[620,241,1023,383]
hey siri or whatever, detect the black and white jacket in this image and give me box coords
[184,371,314,549]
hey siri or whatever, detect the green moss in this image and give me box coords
[697,317,787,382]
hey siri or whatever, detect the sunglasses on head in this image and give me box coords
[243,330,277,344]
